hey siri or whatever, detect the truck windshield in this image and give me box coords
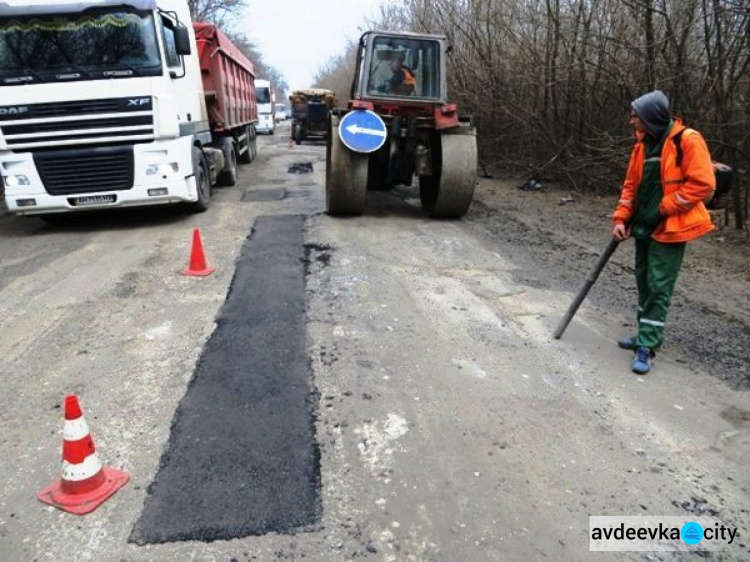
[0,9,162,86]
[256,86,271,104]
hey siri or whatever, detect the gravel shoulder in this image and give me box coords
[469,178,750,389]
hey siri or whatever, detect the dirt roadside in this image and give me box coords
[468,177,750,389]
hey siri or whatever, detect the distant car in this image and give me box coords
[275,104,288,122]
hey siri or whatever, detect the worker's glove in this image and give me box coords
[640,207,664,229]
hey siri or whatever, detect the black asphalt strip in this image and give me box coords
[241,188,286,201]
[129,215,321,544]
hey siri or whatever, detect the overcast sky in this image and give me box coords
[239,0,389,92]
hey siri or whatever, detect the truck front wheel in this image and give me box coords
[189,147,211,213]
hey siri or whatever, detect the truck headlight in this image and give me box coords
[3,174,30,187]
[146,163,179,176]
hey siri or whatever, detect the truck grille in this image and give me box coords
[33,146,134,195]
[0,96,154,149]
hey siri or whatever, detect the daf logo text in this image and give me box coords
[0,106,29,115]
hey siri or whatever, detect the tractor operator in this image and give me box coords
[380,54,416,96]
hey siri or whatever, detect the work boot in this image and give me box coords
[618,336,637,350]
[631,346,653,374]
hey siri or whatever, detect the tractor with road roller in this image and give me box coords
[326,30,477,218]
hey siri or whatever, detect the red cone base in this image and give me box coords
[38,466,129,515]
[181,228,215,276]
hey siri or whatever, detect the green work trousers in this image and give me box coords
[634,238,686,350]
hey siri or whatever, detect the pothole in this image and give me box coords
[288,162,314,174]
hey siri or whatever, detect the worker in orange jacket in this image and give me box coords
[612,90,715,374]
[383,55,416,96]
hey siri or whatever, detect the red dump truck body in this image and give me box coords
[193,22,257,133]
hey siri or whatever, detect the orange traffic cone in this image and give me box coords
[38,395,129,515]
[181,228,215,276]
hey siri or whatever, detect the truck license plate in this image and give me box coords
[73,194,116,206]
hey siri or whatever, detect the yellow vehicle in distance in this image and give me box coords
[290,89,337,145]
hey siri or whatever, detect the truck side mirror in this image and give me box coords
[174,26,191,55]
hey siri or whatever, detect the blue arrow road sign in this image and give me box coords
[338,110,387,153]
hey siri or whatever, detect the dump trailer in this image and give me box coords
[194,22,258,185]
[0,0,257,219]
[290,89,336,145]
[326,30,477,218]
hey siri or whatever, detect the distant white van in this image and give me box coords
[255,79,275,134]
[275,104,288,121]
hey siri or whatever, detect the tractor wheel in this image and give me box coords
[326,114,368,216]
[419,131,477,218]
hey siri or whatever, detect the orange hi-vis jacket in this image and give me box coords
[613,118,715,243]
[393,67,416,96]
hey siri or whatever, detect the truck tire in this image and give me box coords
[419,131,477,218]
[250,126,258,161]
[189,147,211,213]
[238,126,253,164]
[326,114,368,216]
[216,138,237,186]
[294,124,302,145]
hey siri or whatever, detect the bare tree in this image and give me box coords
[187,0,246,27]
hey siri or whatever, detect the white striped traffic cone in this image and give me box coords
[38,395,129,515]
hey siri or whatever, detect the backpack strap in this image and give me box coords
[672,128,698,167]
[673,129,685,167]
[671,128,716,204]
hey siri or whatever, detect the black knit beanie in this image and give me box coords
[631,90,671,138]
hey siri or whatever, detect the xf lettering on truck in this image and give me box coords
[127,98,151,107]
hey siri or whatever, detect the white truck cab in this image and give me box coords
[0,0,220,217]
[255,79,275,134]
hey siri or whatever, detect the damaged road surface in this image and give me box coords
[0,129,748,561]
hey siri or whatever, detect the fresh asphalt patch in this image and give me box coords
[130,215,321,544]
[241,188,286,201]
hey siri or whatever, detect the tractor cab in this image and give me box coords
[352,31,448,106]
